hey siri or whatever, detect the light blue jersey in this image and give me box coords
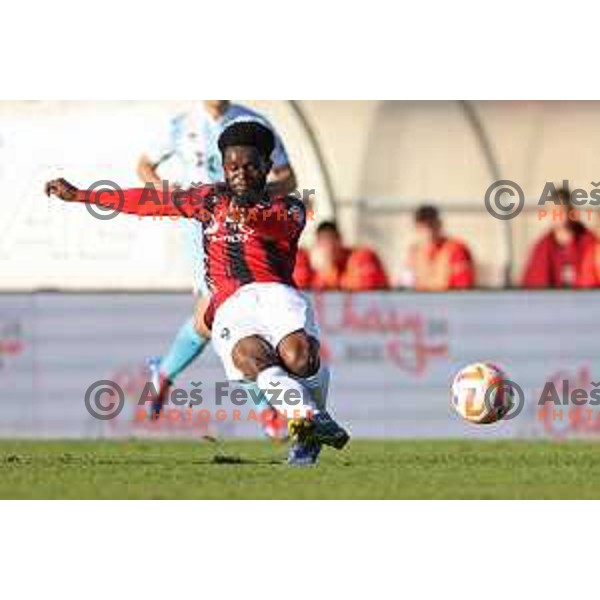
[147,103,290,296]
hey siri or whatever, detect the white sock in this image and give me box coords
[257,366,319,420]
[296,365,331,411]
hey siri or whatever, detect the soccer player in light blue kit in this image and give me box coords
[137,101,297,438]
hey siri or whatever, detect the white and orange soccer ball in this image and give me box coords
[451,362,514,424]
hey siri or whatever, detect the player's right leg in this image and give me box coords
[250,282,349,453]
[231,332,348,464]
[275,331,349,450]
[230,335,324,465]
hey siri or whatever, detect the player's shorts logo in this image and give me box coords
[220,328,231,341]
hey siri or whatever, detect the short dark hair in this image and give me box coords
[554,187,571,206]
[414,205,440,225]
[316,221,340,236]
[218,121,275,160]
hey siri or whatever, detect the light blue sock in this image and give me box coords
[237,381,271,412]
[160,317,209,382]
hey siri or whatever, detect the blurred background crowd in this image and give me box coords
[295,188,600,292]
[3,99,600,293]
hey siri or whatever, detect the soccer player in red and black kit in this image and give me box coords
[45,121,349,466]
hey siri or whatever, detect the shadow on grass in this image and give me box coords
[0,453,285,467]
[206,455,283,466]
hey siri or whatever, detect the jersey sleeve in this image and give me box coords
[74,184,213,219]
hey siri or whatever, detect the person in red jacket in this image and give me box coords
[577,240,600,287]
[406,205,475,291]
[522,188,597,288]
[293,247,315,290]
[310,221,389,291]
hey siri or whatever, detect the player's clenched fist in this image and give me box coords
[45,178,80,201]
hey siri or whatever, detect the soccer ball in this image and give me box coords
[451,362,513,424]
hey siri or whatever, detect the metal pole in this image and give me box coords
[287,101,337,219]
[460,100,514,287]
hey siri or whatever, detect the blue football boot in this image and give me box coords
[312,411,350,450]
[287,419,321,466]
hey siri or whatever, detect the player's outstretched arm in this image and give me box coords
[45,178,208,219]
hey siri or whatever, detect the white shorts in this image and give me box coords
[212,283,320,381]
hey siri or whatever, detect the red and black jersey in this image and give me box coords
[77,184,306,314]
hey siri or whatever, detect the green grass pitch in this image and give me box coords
[1,439,600,499]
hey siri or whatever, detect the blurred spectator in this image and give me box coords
[293,192,317,290]
[521,188,596,288]
[406,205,475,291]
[293,247,315,289]
[309,221,389,291]
[575,239,600,287]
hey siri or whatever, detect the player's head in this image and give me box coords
[554,186,571,207]
[414,205,443,242]
[218,121,275,202]
[315,221,344,260]
[551,186,581,234]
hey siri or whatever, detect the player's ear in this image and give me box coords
[264,158,273,174]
